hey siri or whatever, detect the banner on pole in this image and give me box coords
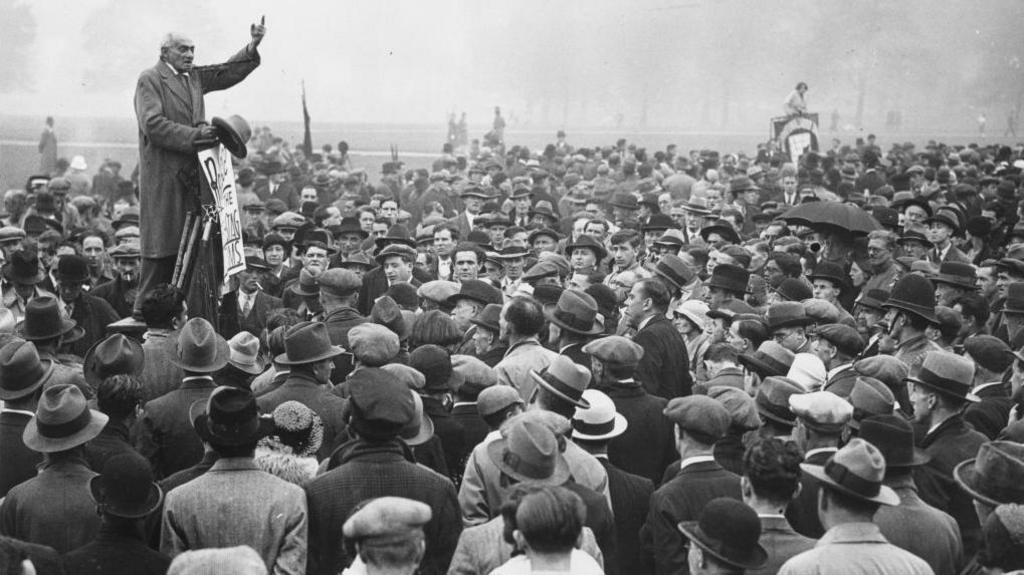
[197,145,245,282]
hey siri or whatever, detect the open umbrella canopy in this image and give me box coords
[779,202,880,235]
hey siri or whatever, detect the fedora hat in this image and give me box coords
[289,268,320,297]
[459,185,491,199]
[0,339,53,401]
[83,334,145,389]
[89,452,163,519]
[846,377,895,429]
[338,252,376,271]
[487,418,571,486]
[654,254,695,291]
[854,288,890,311]
[23,384,108,453]
[739,340,795,379]
[609,193,640,210]
[565,235,607,261]
[677,498,768,571]
[528,201,558,221]
[905,350,977,403]
[469,303,502,333]
[172,318,230,373]
[1005,282,1024,315]
[859,414,930,469]
[728,176,760,195]
[446,279,503,308]
[954,441,1024,507]
[191,386,273,447]
[212,115,252,159]
[374,224,416,249]
[496,245,530,260]
[572,389,627,442]
[332,216,369,239]
[3,249,44,285]
[929,262,978,290]
[705,264,750,295]
[275,321,345,365]
[244,256,271,272]
[700,220,741,245]
[755,376,805,426]
[226,331,266,375]
[56,254,91,284]
[15,296,81,342]
[530,355,592,408]
[642,213,676,234]
[882,274,938,324]
[801,437,900,506]
[546,290,603,336]
[765,301,813,330]
[897,228,934,248]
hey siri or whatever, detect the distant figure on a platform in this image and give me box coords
[38,116,57,175]
[978,113,987,137]
[784,82,808,117]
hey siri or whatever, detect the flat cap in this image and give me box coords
[417,280,460,304]
[706,386,761,432]
[853,355,909,391]
[815,323,864,358]
[789,391,853,433]
[114,225,140,239]
[348,369,415,440]
[848,376,895,429]
[964,335,1013,374]
[342,496,432,542]
[477,386,524,418]
[108,242,141,259]
[318,268,361,297]
[348,323,399,367]
[272,211,306,230]
[663,395,731,442]
[167,546,266,575]
[0,227,26,243]
[380,363,426,390]
[582,336,644,366]
[451,355,497,397]
[802,299,842,324]
[522,260,561,282]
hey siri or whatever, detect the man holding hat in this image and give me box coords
[258,322,348,459]
[305,373,460,575]
[862,415,964,575]
[136,318,230,478]
[63,452,171,575]
[341,496,432,575]
[161,386,308,574]
[584,335,676,484]
[908,350,987,557]
[642,395,738,575]
[92,242,142,319]
[219,255,283,339]
[0,339,50,497]
[779,439,933,575]
[0,384,107,553]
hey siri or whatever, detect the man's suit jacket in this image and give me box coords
[138,330,184,403]
[134,47,260,259]
[62,293,120,359]
[83,420,137,473]
[599,382,675,485]
[875,476,964,575]
[321,305,368,384]
[304,439,460,575]
[447,212,476,240]
[63,524,171,575]
[257,372,349,460]
[450,403,489,483]
[786,448,836,538]
[0,457,101,554]
[422,396,466,485]
[136,377,216,479]
[357,267,427,316]
[932,245,973,265]
[642,459,741,575]
[91,276,137,319]
[633,315,693,399]
[750,515,816,575]
[0,410,41,497]
[600,458,654,575]
[219,290,283,339]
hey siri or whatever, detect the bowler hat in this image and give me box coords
[23,384,108,453]
[705,264,750,295]
[0,339,53,401]
[755,376,804,426]
[609,193,639,210]
[191,386,272,447]
[4,249,44,285]
[773,278,813,302]
[565,235,607,261]
[930,262,978,290]
[446,279,502,307]
[276,321,345,365]
[469,303,502,333]
[171,318,230,373]
[739,340,794,379]
[572,389,628,442]
[530,355,592,408]
[765,301,813,330]
[807,261,847,288]
[212,115,251,159]
[487,418,571,485]
[642,213,676,233]
[653,254,695,291]
[855,288,890,311]
[227,331,266,375]
[883,274,938,324]
[700,220,741,245]
[802,437,900,505]
[677,498,768,571]
[546,290,603,336]
[375,224,416,249]
[955,441,1024,507]
[83,334,145,389]
[89,452,163,519]
[15,295,80,341]
[905,350,977,403]
[332,216,369,239]
[859,414,930,469]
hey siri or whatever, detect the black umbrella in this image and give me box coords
[779,202,880,235]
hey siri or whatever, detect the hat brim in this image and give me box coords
[565,243,607,261]
[274,345,345,366]
[705,278,751,295]
[881,301,938,325]
[530,370,591,409]
[83,337,146,389]
[886,448,931,469]
[0,362,53,401]
[171,337,231,373]
[15,317,81,342]
[194,412,274,447]
[544,309,604,336]
[88,476,163,519]
[374,238,416,249]
[23,409,108,453]
[905,376,979,403]
[289,284,320,298]
[676,521,769,571]
[929,275,979,291]
[572,413,628,441]
[212,116,248,159]
[401,412,436,447]
[953,457,1002,507]
[738,354,787,378]
[800,463,901,506]
[229,354,268,375]
[3,269,44,285]
[486,435,572,486]
[469,317,500,333]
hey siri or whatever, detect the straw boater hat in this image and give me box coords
[571,389,628,442]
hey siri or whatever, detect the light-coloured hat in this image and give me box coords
[789,390,853,433]
[801,437,900,506]
[674,299,710,329]
[342,496,432,542]
[572,389,627,441]
[168,546,267,575]
[787,353,827,391]
[227,331,266,375]
[70,155,87,171]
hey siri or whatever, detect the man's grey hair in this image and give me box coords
[160,33,192,55]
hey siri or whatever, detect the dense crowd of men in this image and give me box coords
[2,118,1024,575]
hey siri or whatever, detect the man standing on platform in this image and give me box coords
[132,19,266,318]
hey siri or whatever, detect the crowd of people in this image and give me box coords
[1,119,1024,575]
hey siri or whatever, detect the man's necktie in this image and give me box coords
[241,296,252,317]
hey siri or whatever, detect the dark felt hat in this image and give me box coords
[56,254,91,284]
[897,228,934,248]
[608,193,640,210]
[469,303,502,333]
[212,115,251,159]
[755,376,804,426]
[4,249,44,285]
[348,369,415,441]
[546,290,603,336]
[705,264,750,295]
[0,340,53,401]
[739,341,794,379]
[15,295,81,342]
[765,301,813,330]
[446,279,503,307]
[774,278,813,302]
[375,224,416,249]
[83,334,145,389]
[801,438,900,506]
[191,386,273,447]
[929,262,978,290]
[700,220,741,245]
[89,452,163,519]
[807,261,847,288]
[859,414,930,469]
[677,498,768,571]
[854,288,890,311]
[565,235,607,261]
[642,213,676,233]
[275,321,345,365]
[955,441,1024,507]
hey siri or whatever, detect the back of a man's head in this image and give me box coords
[743,437,803,507]
[505,297,544,338]
[140,284,185,329]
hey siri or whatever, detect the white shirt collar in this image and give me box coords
[973,381,1003,395]
[826,363,853,380]
[164,62,188,77]
[1,407,35,417]
[679,455,716,471]
[804,447,838,460]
